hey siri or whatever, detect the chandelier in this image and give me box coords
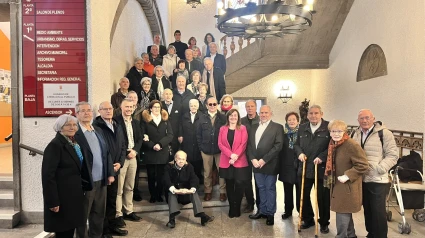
[216,0,315,39]
[187,0,202,8]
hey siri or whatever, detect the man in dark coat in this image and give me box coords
[126,57,149,97]
[173,75,196,115]
[247,105,283,226]
[147,34,167,57]
[111,77,129,113]
[205,42,226,74]
[185,49,203,75]
[240,100,260,214]
[74,102,115,238]
[93,101,128,237]
[149,44,163,67]
[202,58,226,102]
[169,30,188,60]
[163,150,215,228]
[294,105,331,234]
[161,88,182,159]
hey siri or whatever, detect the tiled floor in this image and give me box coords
[0,144,12,175]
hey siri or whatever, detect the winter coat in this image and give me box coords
[163,161,199,205]
[162,54,179,77]
[126,66,148,96]
[294,119,330,179]
[172,88,196,115]
[218,125,249,169]
[351,122,398,183]
[278,132,298,184]
[110,89,126,110]
[141,109,173,164]
[241,114,260,132]
[151,75,171,97]
[139,89,159,110]
[330,138,369,213]
[196,111,226,155]
[179,112,202,162]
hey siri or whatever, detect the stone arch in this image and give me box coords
[357,44,387,82]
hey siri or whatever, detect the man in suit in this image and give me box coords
[205,42,226,74]
[240,100,260,214]
[161,88,182,159]
[247,105,283,226]
[202,58,226,102]
[114,99,143,226]
[185,49,203,76]
[93,101,128,237]
[173,75,196,115]
[147,34,167,57]
[74,101,115,238]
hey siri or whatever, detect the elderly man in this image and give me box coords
[351,109,398,238]
[205,42,226,74]
[185,49,203,75]
[149,44,163,67]
[197,97,227,201]
[74,102,115,238]
[240,100,260,214]
[147,34,167,56]
[294,105,331,233]
[173,75,196,115]
[163,150,215,228]
[161,88,182,159]
[126,57,148,97]
[169,30,188,60]
[93,101,128,237]
[111,77,129,112]
[202,57,226,102]
[247,105,283,226]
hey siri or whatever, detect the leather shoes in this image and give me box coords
[300,220,315,229]
[123,212,141,221]
[156,195,164,202]
[166,218,175,228]
[219,193,227,202]
[133,193,142,202]
[320,224,330,234]
[249,211,267,219]
[201,214,215,226]
[266,215,274,226]
[102,235,113,238]
[243,204,254,213]
[281,213,292,220]
[149,196,156,203]
[204,193,212,201]
[115,216,126,228]
[109,227,128,236]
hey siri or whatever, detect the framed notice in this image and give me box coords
[22,0,87,117]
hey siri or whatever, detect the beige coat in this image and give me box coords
[330,138,369,213]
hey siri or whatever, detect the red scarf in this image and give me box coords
[324,133,349,188]
[221,105,232,113]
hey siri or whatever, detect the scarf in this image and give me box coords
[221,104,232,113]
[284,124,298,149]
[324,133,350,188]
[61,133,83,165]
[190,82,199,95]
[140,90,152,110]
[202,68,216,98]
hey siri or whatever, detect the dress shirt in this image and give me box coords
[123,116,134,149]
[255,120,270,149]
[191,112,196,123]
[103,118,114,132]
[165,101,173,114]
[361,124,375,144]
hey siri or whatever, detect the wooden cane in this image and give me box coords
[298,157,307,232]
[315,163,319,238]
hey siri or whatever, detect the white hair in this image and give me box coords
[53,114,78,132]
[189,99,199,108]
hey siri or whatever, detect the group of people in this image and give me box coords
[41,30,399,238]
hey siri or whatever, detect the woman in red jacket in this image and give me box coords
[218,109,251,218]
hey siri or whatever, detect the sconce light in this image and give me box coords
[278,85,292,103]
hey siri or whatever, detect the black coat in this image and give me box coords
[294,119,330,179]
[241,114,260,132]
[179,112,202,162]
[93,116,127,176]
[151,75,171,96]
[161,100,182,155]
[169,41,188,60]
[185,59,204,75]
[149,53,163,67]
[74,125,114,188]
[42,133,85,232]
[163,162,199,205]
[205,67,226,102]
[196,112,226,155]
[141,109,174,164]
[126,66,148,96]
[114,115,143,160]
[196,94,213,114]
[139,89,160,110]
[278,132,298,184]
[206,53,226,74]
[147,44,167,57]
[172,88,196,115]
[247,121,284,175]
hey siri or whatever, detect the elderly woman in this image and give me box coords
[141,100,173,203]
[42,114,86,238]
[139,77,159,111]
[325,120,369,238]
[187,70,201,95]
[278,112,300,220]
[201,33,221,57]
[196,83,212,114]
[220,94,234,114]
[179,99,203,182]
[162,45,179,78]
[218,109,250,218]
[192,45,202,62]
[126,57,148,97]
[188,36,202,57]
[151,65,171,100]
[141,52,155,77]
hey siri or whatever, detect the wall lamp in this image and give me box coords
[278,85,292,103]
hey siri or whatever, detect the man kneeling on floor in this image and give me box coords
[163,150,215,228]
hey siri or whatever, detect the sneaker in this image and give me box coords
[123,212,142,222]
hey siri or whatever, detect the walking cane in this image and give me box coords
[298,157,307,232]
[314,163,319,238]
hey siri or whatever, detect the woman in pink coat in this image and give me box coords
[218,109,251,218]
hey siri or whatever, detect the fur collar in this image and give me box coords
[142,109,168,123]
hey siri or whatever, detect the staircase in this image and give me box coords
[0,175,19,228]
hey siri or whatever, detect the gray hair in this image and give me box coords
[120,98,133,106]
[198,82,208,91]
[134,57,144,64]
[127,90,138,97]
[99,101,112,110]
[309,104,323,113]
[220,94,233,105]
[189,99,199,108]
[203,57,212,64]
[163,88,173,95]
[208,42,217,48]
[154,65,164,74]
[140,77,152,85]
[53,114,78,132]
[141,53,149,59]
[150,44,159,50]
[119,77,129,83]
[185,49,194,54]
[176,75,187,82]
[245,99,257,108]
[167,45,176,52]
[75,101,91,113]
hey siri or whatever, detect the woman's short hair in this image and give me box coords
[190,70,201,80]
[140,77,152,85]
[148,100,162,110]
[220,94,234,105]
[188,36,196,45]
[189,99,199,108]
[178,59,186,65]
[198,82,208,91]
[53,114,78,132]
[225,108,241,129]
[167,45,176,53]
[285,111,300,122]
[141,52,149,58]
[204,33,215,45]
[192,45,199,51]
[328,120,348,131]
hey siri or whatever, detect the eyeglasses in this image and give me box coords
[63,124,78,128]
[208,103,217,106]
[100,108,113,111]
[330,130,345,134]
[79,110,92,113]
[152,106,161,109]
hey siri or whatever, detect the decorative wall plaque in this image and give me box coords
[357,44,387,82]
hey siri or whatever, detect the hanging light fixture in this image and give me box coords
[187,0,202,8]
[215,0,315,39]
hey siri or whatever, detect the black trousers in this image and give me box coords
[226,179,246,216]
[283,182,298,215]
[296,177,330,226]
[243,179,256,206]
[103,176,118,233]
[363,182,388,238]
[146,164,165,198]
[133,162,141,197]
[190,159,203,183]
[55,229,75,238]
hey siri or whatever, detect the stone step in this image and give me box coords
[0,189,13,207]
[0,209,20,229]
[0,176,13,190]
